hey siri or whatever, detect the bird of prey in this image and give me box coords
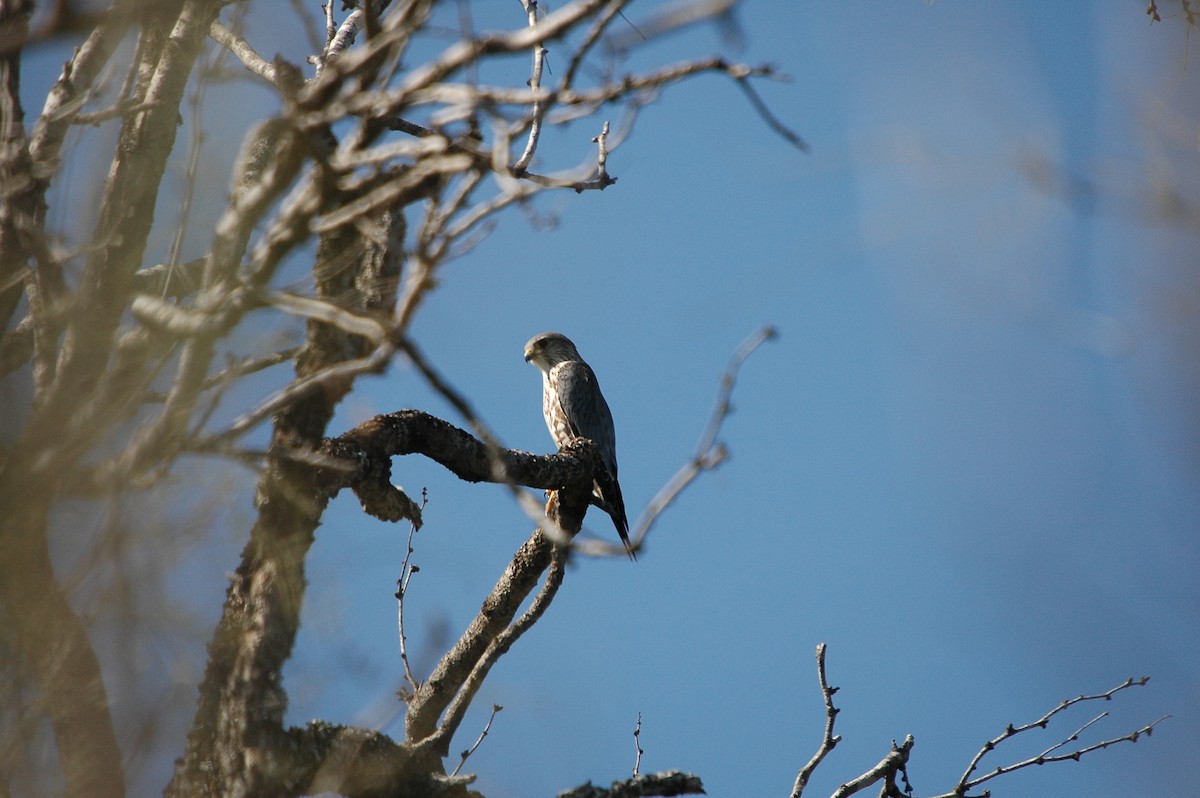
[524,331,633,558]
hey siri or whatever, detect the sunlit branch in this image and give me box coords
[210,20,278,85]
[511,0,547,175]
[397,336,573,548]
[426,551,564,756]
[628,325,777,553]
[831,736,913,798]
[935,677,1164,798]
[790,643,841,798]
[448,703,503,778]
[261,289,389,342]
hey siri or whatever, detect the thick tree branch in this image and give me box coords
[1,3,814,796]
[831,736,913,798]
[425,548,567,758]
[322,409,607,524]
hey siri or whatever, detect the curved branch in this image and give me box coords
[790,643,841,798]
[629,325,777,552]
[321,409,605,526]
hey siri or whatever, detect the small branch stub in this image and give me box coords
[575,120,617,193]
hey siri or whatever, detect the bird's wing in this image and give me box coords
[554,360,618,477]
[555,360,631,556]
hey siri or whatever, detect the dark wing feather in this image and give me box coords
[553,361,618,476]
[553,361,632,556]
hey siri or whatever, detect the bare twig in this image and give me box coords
[323,0,335,49]
[629,325,777,552]
[512,0,548,175]
[321,7,364,74]
[632,713,644,777]
[790,643,841,798]
[395,489,427,697]
[786,652,1161,798]
[731,68,809,152]
[572,120,617,192]
[448,703,503,778]
[932,676,1165,798]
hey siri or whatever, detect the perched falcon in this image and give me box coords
[524,331,633,558]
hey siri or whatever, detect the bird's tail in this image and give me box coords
[601,478,635,561]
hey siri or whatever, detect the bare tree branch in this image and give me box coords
[448,703,503,779]
[7,4,1160,798]
[396,497,426,696]
[629,325,777,553]
[426,550,566,758]
[930,677,1164,798]
[832,736,914,798]
[210,19,278,85]
[786,647,1161,798]
[791,643,841,798]
[511,0,548,175]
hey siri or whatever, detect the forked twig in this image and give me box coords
[937,676,1166,798]
[788,650,1164,798]
[420,548,568,755]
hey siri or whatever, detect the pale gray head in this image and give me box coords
[523,331,582,372]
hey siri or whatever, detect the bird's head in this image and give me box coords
[524,331,581,371]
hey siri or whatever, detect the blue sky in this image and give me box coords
[292,4,1197,797]
[17,2,1198,796]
